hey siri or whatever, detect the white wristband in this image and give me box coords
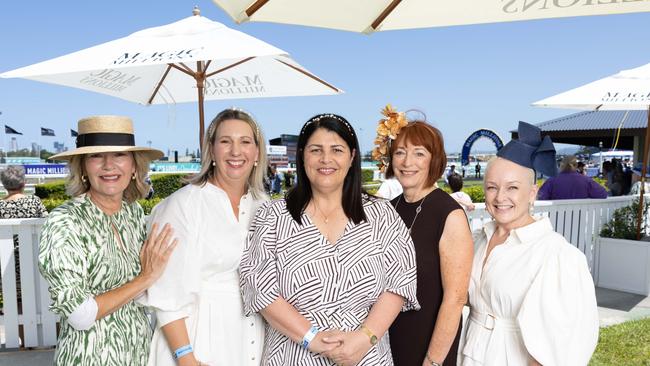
[301,326,319,349]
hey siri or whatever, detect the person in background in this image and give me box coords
[447,173,475,213]
[461,122,598,365]
[475,162,481,179]
[629,165,650,196]
[270,165,282,194]
[445,164,456,183]
[39,115,175,366]
[1,165,49,315]
[537,155,607,200]
[376,177,403,200]
[576,161,586,175]
[0,165,47,218]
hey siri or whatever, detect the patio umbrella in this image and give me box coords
[534,62,650,239]
[212,0,650,34]
[0,7,342,147]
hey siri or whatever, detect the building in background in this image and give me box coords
[269,134,298,166]
[267,145,288,168]
[10,137,17,152]
[53,141,66,153]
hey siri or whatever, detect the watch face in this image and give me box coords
[370,335,378,345]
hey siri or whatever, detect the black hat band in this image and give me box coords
[76,133,135,148]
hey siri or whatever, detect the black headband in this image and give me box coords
[76,133,135,148]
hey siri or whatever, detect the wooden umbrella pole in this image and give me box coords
[636,105,650,240]
[196,61,206,151]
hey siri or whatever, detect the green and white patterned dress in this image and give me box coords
[39,194,152,366]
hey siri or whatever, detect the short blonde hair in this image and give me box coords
[66,152,151,203]
[188,109,267,200]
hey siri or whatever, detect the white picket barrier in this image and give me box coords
[0,217,58,349]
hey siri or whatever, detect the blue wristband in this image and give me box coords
[173,344,193,359]
[301,326,319,349]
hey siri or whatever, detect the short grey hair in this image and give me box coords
[1,165,26,191]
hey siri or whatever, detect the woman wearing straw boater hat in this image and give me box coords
[138,108,267,366]
[38,115,177,366]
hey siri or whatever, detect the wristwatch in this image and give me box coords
[426,352,442,366]
[359,324,378,345]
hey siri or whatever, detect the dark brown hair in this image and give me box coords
[385,120,447,188]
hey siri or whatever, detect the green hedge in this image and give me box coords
[442,182,485,203]
[36,173,189,212]
[361,169,374,183]
[138,197,162,215]
[150,174,188,199]
[35,180,68,200]
[463,185,485,203]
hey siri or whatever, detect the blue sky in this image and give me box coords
[1,1,649,157]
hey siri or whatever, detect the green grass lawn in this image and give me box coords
[590,317,650,365]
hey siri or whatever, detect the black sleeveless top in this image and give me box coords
[389,188,463,366]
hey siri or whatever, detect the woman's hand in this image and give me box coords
[308,330,343,354]
[138,223,177,285]
[321,330,371,366]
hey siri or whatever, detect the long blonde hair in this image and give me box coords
[187,109,267,200]
[66,152,151,203]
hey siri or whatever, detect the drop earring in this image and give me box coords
[132,172,136,181]
[212,161,216,167]
[81,175,88,184]
[254,161,258,167]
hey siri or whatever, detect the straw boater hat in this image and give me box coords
[50,115,163,161]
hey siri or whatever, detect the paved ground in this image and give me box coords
[1,287,649,365]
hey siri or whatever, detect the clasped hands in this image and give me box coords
[308,329,373,366]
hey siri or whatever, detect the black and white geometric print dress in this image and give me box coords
[240,196,420,366]
[39,194,151,366]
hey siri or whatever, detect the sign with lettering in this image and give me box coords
[461,129,504,166]
[23,164,69,175]
[267,145,287,155]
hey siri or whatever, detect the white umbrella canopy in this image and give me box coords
[533,62,650,239]
[0,8,342,145]
[533,62,650,111]
[212,0,650,33]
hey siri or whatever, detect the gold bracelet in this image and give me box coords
[426,352,442,366]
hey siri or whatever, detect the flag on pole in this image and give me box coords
[71,129,78,137]
[41,127,55,136]
[5,125,23,135]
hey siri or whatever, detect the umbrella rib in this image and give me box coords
[147,65,173,105]
[274,58,340,93]
[245,0,270,17]
[205,57,256,78]
[172,63,196,77]
[370,0,403,31]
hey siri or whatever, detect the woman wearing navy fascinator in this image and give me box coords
[460,122,599,366]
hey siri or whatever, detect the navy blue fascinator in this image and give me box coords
[497,121,558,177]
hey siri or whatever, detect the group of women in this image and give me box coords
[38,109,599,366]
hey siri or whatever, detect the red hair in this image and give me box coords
[385,121,447,188]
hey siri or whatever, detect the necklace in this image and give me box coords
[313,200,338,224]
[395,194,428,233]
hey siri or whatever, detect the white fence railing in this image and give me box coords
[0,217,57,349]
[468,195,647,272]
[0,196,646,348]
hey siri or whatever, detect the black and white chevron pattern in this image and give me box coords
[240,196,419,365]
